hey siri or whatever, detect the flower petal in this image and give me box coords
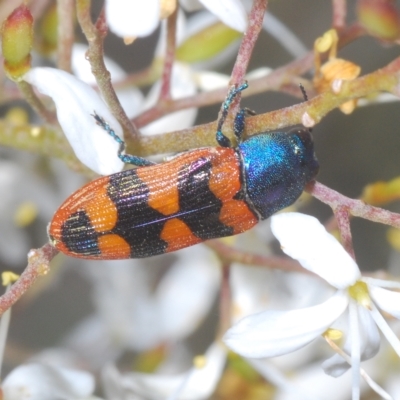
[108,343,226,400]
[156,246,220,340]
[224,290,349,358]
[105,0,160,38]
[180,0,203,12]
[369,285,400,319]
[2,363,95,400]
[271,213,361,288]
[71,44,144,118]
[273,362,354,400]
[81,260,162,352]
[197,0,247,32]
[23,67,124,175]
[322,305,380,377]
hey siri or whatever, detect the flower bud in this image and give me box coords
[362,177,400,205]
[357,0,400,40]
[1,5,33,80]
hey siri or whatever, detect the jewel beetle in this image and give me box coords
[48,83,319,259]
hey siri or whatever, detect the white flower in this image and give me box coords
[101,342,226,400]
[23,67,124,175]
[105,0,160,38]
[64,246,220,365]
[71,44,144,119]
[180,0,247,32]
[105,0,247,39]
[2,363,99,400]
[224,213,400,397]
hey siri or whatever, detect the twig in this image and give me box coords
[159,8,178,101]
[217,262,232,338]
[5,55,400,162]
[0,244,59,316]
[132,22,365,128]
[76,0,140,141]
[230,0,268,85]
[56,0,74,72]
[309,181,400,229]
[206,240,306,273]
[17,81,57,124]
[332,0,347,29]
[334,206,355,259]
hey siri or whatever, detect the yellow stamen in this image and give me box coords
[324,328,343,341]
[2,271,19,286]
[193,354,207,369]
[348,281,371,308]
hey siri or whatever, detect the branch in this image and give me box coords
[3,56,399,167]
[76,0,140,141]
[56,0,74,72]
[0,244,59,316]
[206,240,306,273]
[159,8,178,101]
[230,0,268,85]
[309,181,400,229]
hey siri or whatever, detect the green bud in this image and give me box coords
[2,5,33,80]
[357,0,400,40]
[176,22,241,64]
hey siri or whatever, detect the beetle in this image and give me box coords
[48,83,319,259]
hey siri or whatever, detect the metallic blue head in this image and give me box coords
[237,129,319,220]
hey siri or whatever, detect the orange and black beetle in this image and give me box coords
[48,83,319,259]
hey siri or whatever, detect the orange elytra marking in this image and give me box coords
[136,165,179,215]
[83,183,118,232]
[136,147,233,216]
[208,150,241,201]
[161,218,202,252]
[49,176,112,239]
[219,200,258,234]
[98,234,131,259]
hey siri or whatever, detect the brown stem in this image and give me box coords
[8,55,400,163]
[17,81,57,124]
[332,0,347,29]
[132,69,310,129]
[159,8,178,101]
[56,0,75,72]
[133,58,400,156]
[0,244,59,315]
[309,181,400,229]
[217,262,232,337]
[244,56,400,135]
[133,20,366,131]
[206,240,306,273]
[132,22,367,130]
[230,0,267,85]
[76,0,141,142]
[334,206,355,259]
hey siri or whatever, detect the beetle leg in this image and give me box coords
[216,81,248,148]
[233,107,257,141]
[92,112,155,167]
